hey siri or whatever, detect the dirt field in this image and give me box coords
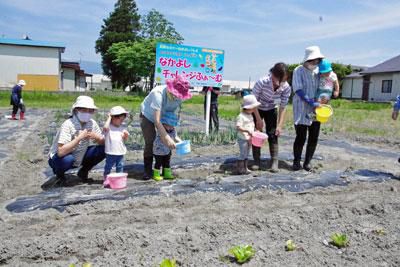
[0,108,400,267]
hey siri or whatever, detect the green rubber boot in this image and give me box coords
[163,168,175,180]
[153,169,163,181]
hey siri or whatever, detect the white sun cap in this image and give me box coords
[303,46,324,62]
[71,95,98,110]
[110,106,129,116]
[18,80,26,86]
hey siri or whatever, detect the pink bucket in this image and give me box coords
[105,173,128,189]
[251,132,268,147]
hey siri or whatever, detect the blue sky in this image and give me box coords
[1,0,400,80]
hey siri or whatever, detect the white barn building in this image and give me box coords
[0,37,65,90]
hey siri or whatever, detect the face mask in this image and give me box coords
[306,63,317,71]
[77,111,92,123]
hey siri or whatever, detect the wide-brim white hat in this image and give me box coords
[18,80,26,86]
[242,94,261,109]
[110,106,129,116]
[72,95,98,110]
[303,46,324,62]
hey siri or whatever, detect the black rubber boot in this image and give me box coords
[293,143,303,171]
[143,156,153,180]
[269,143,279,173]
[251,146,261,171]
[78,168,94,183]
[303,144,317,171]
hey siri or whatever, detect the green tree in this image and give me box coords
[95,0,140,88]
[107,39,156,90]
[140,9,184,43]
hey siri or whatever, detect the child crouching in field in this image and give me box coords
[153,112,182,181]
[236,95,261,174]
[103,106,130,186]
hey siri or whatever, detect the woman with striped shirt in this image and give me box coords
[252,63,291,172]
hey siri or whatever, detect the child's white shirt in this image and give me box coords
[104,124,127,155]
[236,112,255,140]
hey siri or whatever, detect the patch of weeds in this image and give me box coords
[160,258,177,267]
[16,152,29,161]
[372,229,386,235]
[69,263,92,267]
[179,127,237,145]
[330,233,349,248]
[285,240,297,251]
[228,245,255,264]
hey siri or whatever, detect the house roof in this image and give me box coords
[362,54,400,74]
[0,38,65,50]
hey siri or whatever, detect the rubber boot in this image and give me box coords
[293,143,303,171]
[251,146,261,171]
[163,168,175,179]
[77,167,94,183]
[236,160,244,175]
[19,112,25,120]
[303,144,317,171]
[244,159,251,174]
[153,169,163,181]
[143,157,153,180]
[11,113,17,120]
[269,143,279,173]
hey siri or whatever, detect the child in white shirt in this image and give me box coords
[236,94,261,174]
[103,106,129,186]
[316,59,340,103]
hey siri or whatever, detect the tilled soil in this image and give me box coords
[0,108,399,267]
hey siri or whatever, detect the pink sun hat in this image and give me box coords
[166,74,192,100]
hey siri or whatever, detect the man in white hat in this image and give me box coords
[292,46,324,171]
[9,80,26,120]
[48,95,105,185]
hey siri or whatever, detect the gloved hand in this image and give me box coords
[296,90,320,108]
[20,98,24,104]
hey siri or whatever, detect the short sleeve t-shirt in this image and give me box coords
[140,86,164,122]
[49,116,102,167]
[236,112,255,140]
[319,72,337,92]
[104,124,127,156]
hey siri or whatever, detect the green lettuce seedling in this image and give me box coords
[160,258,177,267]
[330,233,349,248]
[229,245,255,264]
[285,240,297,251]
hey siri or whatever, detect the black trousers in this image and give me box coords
[293,121,321,162]
[253,108,278,146]
[204,103,219,132]
[12,103,25,114]
[154,153,171,169]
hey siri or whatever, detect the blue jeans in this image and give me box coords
[104,154,124,177]
[48,145,105,178]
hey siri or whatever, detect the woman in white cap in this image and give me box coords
[292,46,324,171]
[140,74,192,180]
[48,96,105,185]
[9,80,26,120]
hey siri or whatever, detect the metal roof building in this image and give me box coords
[0,37,66,90]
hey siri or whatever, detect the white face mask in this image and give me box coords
[306,63,317,71]
[76,111,92,123]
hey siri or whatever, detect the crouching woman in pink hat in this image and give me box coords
[48,96,106,185]
[140,75,192,180]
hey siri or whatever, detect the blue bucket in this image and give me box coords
[176,140,191,156]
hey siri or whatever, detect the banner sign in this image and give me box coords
[155,42,225,87]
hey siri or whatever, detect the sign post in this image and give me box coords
[155,43,224,135]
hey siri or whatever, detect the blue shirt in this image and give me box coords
[141,86,182,123]
[292,65,320,126]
